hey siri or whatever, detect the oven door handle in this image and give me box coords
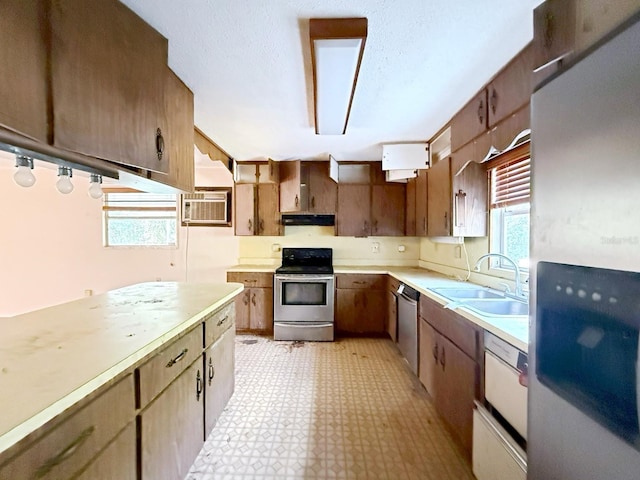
[275,275,335,282]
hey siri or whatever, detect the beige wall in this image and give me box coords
[0,149,238,316]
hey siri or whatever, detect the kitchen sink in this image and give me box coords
[462,299,529,317]
[430,287,505,300]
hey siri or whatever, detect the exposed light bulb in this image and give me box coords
[13,155,36,187]
[88,174,103,199]
[56,166,74,194]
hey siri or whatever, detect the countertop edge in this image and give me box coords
[0,283,244,455]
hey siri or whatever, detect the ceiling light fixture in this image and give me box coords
[13,155,36,187]
[88,173,103,199]
[309,18,367,135]
[56,166,74,194]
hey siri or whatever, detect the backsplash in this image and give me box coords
[238,226,420,266]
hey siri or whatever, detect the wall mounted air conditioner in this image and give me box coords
[181,189,231,226]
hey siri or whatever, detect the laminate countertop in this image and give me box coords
[228,264,529,353]
[0,281,244,454]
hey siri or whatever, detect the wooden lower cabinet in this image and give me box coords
[140,358,204,480]
[227,272,274,333]
[76,423,136,480]
[204,327,235,438]
[419,296,480,459]
[335,274,387,335]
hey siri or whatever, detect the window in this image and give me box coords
[103,191,177,247]
[488,143,531,271]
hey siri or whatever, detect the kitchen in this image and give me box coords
[1,1,640,479]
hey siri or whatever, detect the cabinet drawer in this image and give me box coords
[75,422,136,480]
[336,274,386,290]
[204,301,235,348]
[0,375,134,480]
[138,326,203,407]
[420,296,479,360]
[388,275,401,294]
[227,271,273,288]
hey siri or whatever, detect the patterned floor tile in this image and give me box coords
[185,335,474,480]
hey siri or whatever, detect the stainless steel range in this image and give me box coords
[274,248,335,341]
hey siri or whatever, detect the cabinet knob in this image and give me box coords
[155,128,164,161]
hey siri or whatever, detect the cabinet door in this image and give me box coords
[76,423,136,480]
[335,290,385,334]
[0,0,48,142]
[148,69,194,192]
[279,161,302,212]
[451,148,488,238]
[490,105,530,153]
[308,161,337,213]
[337,185,371,236]
[250,287,273,332]
[451,90,488,152]
[387,291,397,342]
[533,0,576,74]
[234,290,251,330]
[427,159,452,236]
[257,184,281,235]
[140,359,204,480]
[419,318,439,398]
[437,333,478,457]
[51,0,170,173]
[372,184,406,236]
[487,45,533,128]
[204,328,235,439]
[415,169,428,236]
[235,183,256,235]
[405,177,417,236]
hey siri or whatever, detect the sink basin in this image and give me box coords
[430,287,505,300]
[462,299,529,317]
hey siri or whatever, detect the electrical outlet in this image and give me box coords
[454,245,462,259]
[372,242,380,254]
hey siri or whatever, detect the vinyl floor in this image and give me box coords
[185,335,474,480]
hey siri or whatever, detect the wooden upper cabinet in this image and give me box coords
[490,104,530,153]
[234,184,256,236]
[415,169,428,237]
[451,90,488,152]
[279,161,302,212]
[427,159,452,237]
[337,184,371,237]
[487,44,533,128]
[0,0,48,142]
[234,183,280,236]
[257,184,281,235]
[148,69,195,192]
[451,142,488,238]
[50,0,170,173]
[372,184,405,236]
[307,161,337,213]
[405,177,417,236]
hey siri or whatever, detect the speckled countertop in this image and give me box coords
[228,264,529,352]
[0,282,243,454]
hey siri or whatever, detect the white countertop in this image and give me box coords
[0,281,244,454]
[229,264,529,352]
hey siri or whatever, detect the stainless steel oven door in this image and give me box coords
[274,274,335,323]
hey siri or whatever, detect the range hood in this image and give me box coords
[281,214,335,226]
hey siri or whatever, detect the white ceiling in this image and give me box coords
[121,0,542,162]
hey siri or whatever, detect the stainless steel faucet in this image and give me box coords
[474,253,525,298]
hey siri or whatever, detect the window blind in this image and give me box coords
[490,156,530,209]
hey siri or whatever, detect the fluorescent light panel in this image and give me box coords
[310,18,367,135]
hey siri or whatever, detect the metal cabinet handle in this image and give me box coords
[247,219,253,232]
[166,348,188,368]
[440,347,446,370]
[544,12,555,49]
[423,217,427,234]
[242,291,250,305]
[35,426,95,478]
[353,280,366,285]
[295,194,299,207]
[251,293,256,306]
[155,128,164,161]
[311,196,315,209]
[444,212,448,230]
[363,220,369,234]
[196,370,202,401]
[217,315,228,327]
[208,357,215,386]
[477,99,485,125]
[490,88,498,115]
[454,190,467,228]
[259,219,264,232]
[433,342,438,361]
[373,219,378,233]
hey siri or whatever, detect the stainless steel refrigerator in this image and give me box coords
[529,13,640,480]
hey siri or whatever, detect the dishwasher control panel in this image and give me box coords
[484,331,527,373]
